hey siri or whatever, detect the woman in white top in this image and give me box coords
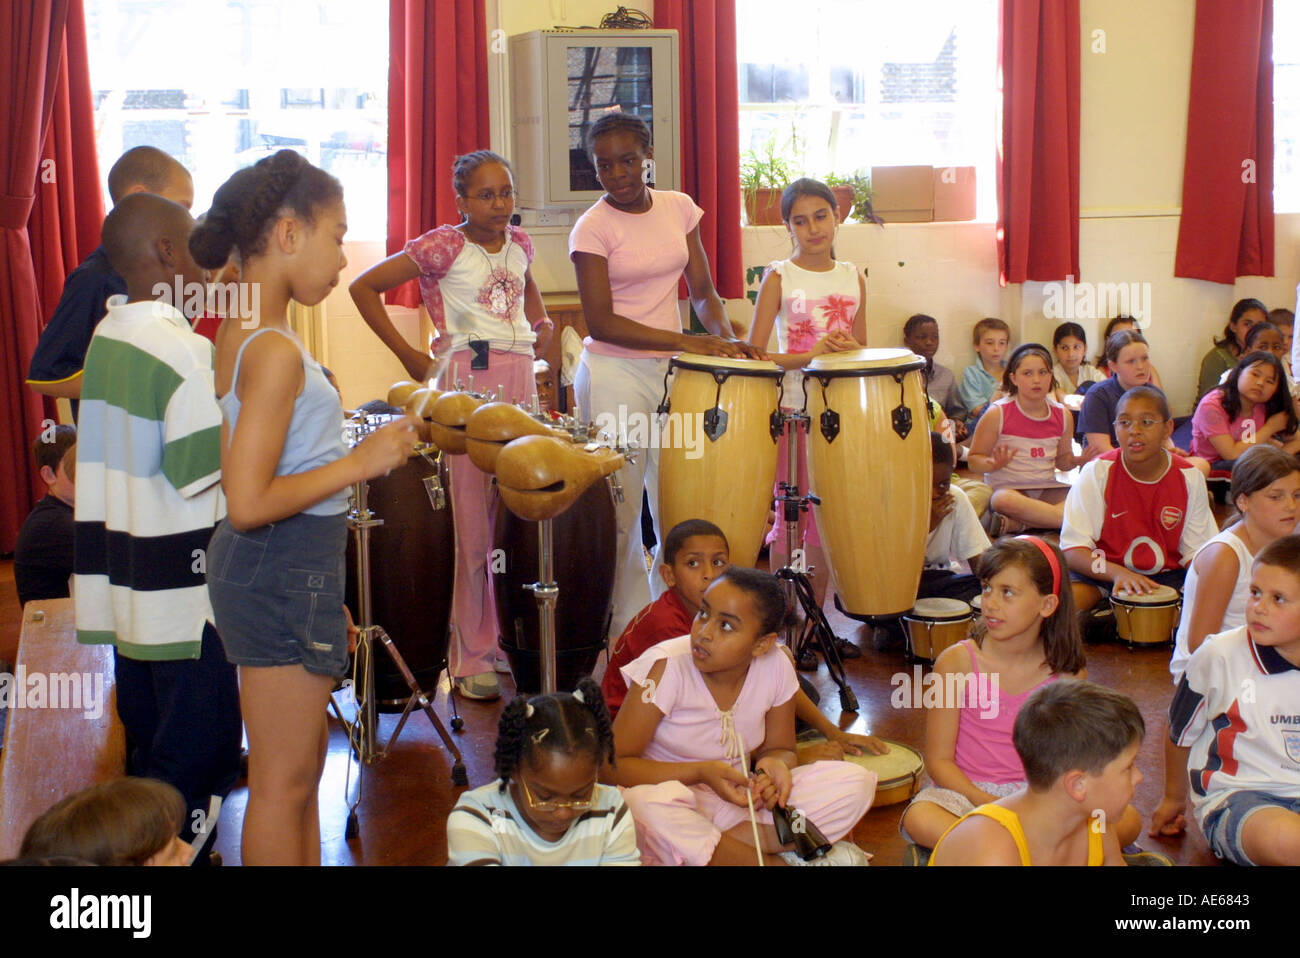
[1151,444,1300,838]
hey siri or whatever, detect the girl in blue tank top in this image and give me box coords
[191,150,418,866]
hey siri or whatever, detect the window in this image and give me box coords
[1275,3,1300,213]
[736,0,999,221]
[86,0,388,239]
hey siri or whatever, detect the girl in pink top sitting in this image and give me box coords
[569,114,763,641]
[1190,349,1300,469]
[609,566,875,866]
[899,537,1099,850]
[967,343,1094,533]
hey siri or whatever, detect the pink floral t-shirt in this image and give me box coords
[767,258,861,403]
[403,224,536,355]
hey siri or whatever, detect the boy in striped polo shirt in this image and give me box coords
[74,194,241,862]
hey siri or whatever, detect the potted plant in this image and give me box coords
[740,128,801,226]
[825,171,884,226]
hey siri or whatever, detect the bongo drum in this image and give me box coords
[1110,585,1181,646]
[902,598,973,662]
[493,480,617,694]
[803,349,930,616]
[657,354,783,567]
[343,435,455,707]
[795,738,925,806]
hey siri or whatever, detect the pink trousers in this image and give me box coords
[439,349,536,677]
[621,761,876,866]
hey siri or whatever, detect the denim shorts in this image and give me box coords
[1201,789,1300,866]
[207,512,349,678]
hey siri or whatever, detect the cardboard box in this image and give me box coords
[871,165,934,222]
[933,166,976,222]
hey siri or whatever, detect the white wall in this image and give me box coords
[322,0,1298,417]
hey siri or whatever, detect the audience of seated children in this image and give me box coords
[897,537,1138,852]
[14,425,76,606]
[1149,446,1300,838]
[20,778,193,866]
[1051,322,1107,400]
[1163,536,1300,866]
[958,318,1010,427]
[446,678,639,866]
[929,680,1144,866]
[610,567,875,866]
[1094,316,1164,389]
[26,147,194,405]
[904,314,967,439]
[1062,386,1219,613]
[1190,350,1299,468]
[1270,307,1296,390]
[602,519,884,757]
[918,432,991,603]
[75,194,242,864]
[1197,298,1268,404]
[968,343,1093,534]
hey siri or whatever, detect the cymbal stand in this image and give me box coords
[332,418,467,840]
[773,408,858,713]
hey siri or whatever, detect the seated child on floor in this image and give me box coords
[602,519,884,756]
[930,679,1144,866]
[899,537,1113,849]
[1164,536,1300,866]
[1062,386,1219,612]
[447,678,639,865]
[1190,349,1300,469]
[919,431,990,604]
[1051,322,1107,398]
[959,318,1010,427]
[904,313,967,439]
[14,425,76,606]
[1096,315,1164,389]
[609,567,876,866]
[20,778,193,866]
[967,343,1092,534]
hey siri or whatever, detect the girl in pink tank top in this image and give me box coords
[899,537,1086,851]
[968,343,1095,533]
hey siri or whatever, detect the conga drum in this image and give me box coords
[1110,585,1181,646]
[344,451,455,708]
[658,354,783,567]
[494,480,617,693]
[903,598,973,662]
[803,349,930,616]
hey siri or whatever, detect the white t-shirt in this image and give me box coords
[1170,528,1253,685]
[1170,625,1300,823]
[924,484,990,572]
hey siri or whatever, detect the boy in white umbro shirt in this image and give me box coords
[1164,536,1300,866]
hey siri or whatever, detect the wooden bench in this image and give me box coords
[0,597,124,859]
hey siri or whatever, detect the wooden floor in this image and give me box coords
[0,535,1221,868]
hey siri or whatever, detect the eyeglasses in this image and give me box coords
[518,777,593,812]
[1113,418,1163,431]
[468,189,515,203]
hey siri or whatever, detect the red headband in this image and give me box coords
[1017,535,1062,596]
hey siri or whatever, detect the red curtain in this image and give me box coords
[655,0,744,299]
[997,0,1080,285]
[385,0,490,307]
[0,0,74,553]
[1174,1,1273,283]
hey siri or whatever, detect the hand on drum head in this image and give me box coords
[352,415,421,479]
[700,761,752,807]
[832,729,889,757]
[688,335,765,361]
[1110,569,1162,597]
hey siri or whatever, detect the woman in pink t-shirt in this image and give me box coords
[1190,350,1300,468]
[569,114,763,639]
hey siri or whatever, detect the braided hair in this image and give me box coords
[189,149,342,270]
[494,677,615,791]
[586,112,652,155]
[452,150,512,198]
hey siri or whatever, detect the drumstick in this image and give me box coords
[732,726,765,867]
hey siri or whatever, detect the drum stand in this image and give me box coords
[773,409,859,713]
[332,456,468,841]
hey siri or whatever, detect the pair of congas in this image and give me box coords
[658,348,930,616]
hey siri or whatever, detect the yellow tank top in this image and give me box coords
[929,803,1104,866]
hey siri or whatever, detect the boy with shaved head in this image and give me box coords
[28,146,194,403]
[75,192,240,863]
